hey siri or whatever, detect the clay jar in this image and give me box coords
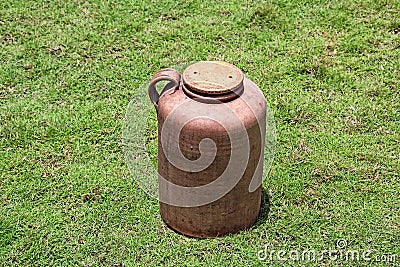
[148,61,266,237]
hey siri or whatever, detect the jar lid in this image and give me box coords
[182,61,244,95]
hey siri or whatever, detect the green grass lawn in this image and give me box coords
[1,0,399,266]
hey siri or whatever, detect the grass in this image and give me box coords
[1,0,399,266]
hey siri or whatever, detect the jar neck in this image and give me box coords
[181,81,244,102]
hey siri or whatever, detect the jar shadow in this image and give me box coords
[254,187,271,226]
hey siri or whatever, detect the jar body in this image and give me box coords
[157,77,266,237]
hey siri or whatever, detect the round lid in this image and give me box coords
[182,61,244,95]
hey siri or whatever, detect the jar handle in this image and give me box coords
[148,68,181,110]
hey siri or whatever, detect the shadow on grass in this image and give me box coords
[253,187,271,227]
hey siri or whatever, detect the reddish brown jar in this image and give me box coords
[148,61,266,237]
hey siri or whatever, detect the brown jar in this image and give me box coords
[148,61,266,237]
